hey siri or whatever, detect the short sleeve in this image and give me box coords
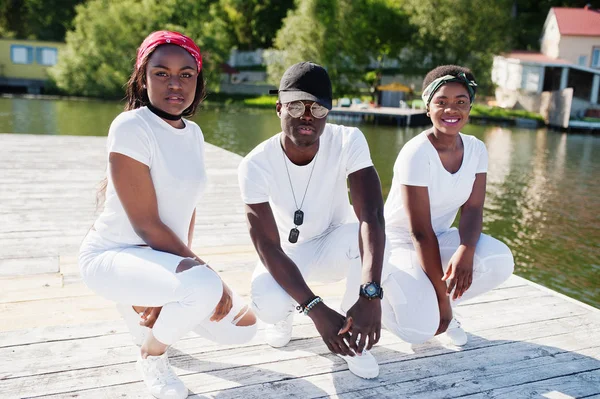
[107,114,152,166]
[394,142,430,187]
[476,140,488,173]
[238,157,270,204]
[345,128,374,176]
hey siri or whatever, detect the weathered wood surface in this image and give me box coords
[1,133,599,399]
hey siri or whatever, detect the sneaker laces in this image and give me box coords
[146,354,179,385]
[448,318,462,330]
[272,318,292,334]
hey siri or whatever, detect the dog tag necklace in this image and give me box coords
[282,147,319,243]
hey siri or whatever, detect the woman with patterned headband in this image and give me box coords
[381,65,514,346]
[78,31,256,399]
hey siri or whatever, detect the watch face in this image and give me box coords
[366,285,377,296]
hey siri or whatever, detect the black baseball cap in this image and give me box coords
[269,62,333,110]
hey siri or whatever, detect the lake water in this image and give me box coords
[1,96,598,308]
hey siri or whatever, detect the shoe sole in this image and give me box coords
[336,355,379,379]
[265,338,291,348]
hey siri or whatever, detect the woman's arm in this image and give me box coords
[401,184,447,299]
[110,153,204,263]
[444,173,486,299]
[458,173,486,247]
[188,209,196,249]
[402,184,453,334]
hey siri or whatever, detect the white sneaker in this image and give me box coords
[116,303,150,346]
[265,312,293,348]
[136,352,189,399]
[337,350,379,379]
[444,318,468,346]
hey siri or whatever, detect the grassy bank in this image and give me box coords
[470,104,544,122]
[207,94,545,124]
[204,93,277,108]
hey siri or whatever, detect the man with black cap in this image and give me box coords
[237,61,386,379]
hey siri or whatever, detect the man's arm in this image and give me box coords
[346,166,386,353]
[244,202,353,355]
[245,202,315,305]
[348,166,385,284]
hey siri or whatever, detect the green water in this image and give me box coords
[1,96,598,308]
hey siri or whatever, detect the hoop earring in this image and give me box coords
[426,112,430,117]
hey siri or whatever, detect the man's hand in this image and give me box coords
[344,297,382,353]
[435,296,453,335]
[140,307,162,328]
[309,303,354,356]
[442,245,474,300]
[211,281,233,322]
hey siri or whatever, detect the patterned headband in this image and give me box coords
[421,72,477,108]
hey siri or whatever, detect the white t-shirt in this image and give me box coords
[384,131,488,244]
[93,107,207,246]
[238,123,373,246]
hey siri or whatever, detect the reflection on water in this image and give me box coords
[1,97,598,308]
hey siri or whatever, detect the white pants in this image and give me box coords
[383,228,514,344]
[79,230,257,346]
[251,223,371,324]
[251,224,513,346]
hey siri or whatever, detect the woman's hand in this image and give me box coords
[140,307,162,328]
[442,245,475,300]
[210,281,233,322]
[435,296,453,335]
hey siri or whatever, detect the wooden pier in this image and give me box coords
[1,133,599,398]
[329,106,429,127]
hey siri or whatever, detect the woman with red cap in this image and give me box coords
[78,31,257,399]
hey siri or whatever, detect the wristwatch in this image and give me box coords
[359,282,384,300]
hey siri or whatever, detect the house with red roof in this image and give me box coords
[541,6,600,68]
[492,5,600,127]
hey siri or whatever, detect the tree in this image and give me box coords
[50,0,230,97]
[0,0,84,41]
[214,0,294,50]
[268,0,411,96]
[402,0,513,93]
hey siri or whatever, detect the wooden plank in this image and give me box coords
[20,325,600,399]
[3,311,597,382]
[0,256,59,276]
[0,282,562,348]
[3,294,595,387]
[1,133,599,399]
[332,349,600,399]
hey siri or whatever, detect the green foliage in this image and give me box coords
[215,0,294,50]
[268,0,411,96]
[402,0,513,94]
[0,0,84,41]
[50,0,234,97]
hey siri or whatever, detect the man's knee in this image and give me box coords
[251,276,293,323]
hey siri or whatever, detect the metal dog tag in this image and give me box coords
[288,228,300,243]
[294,210,304,226]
